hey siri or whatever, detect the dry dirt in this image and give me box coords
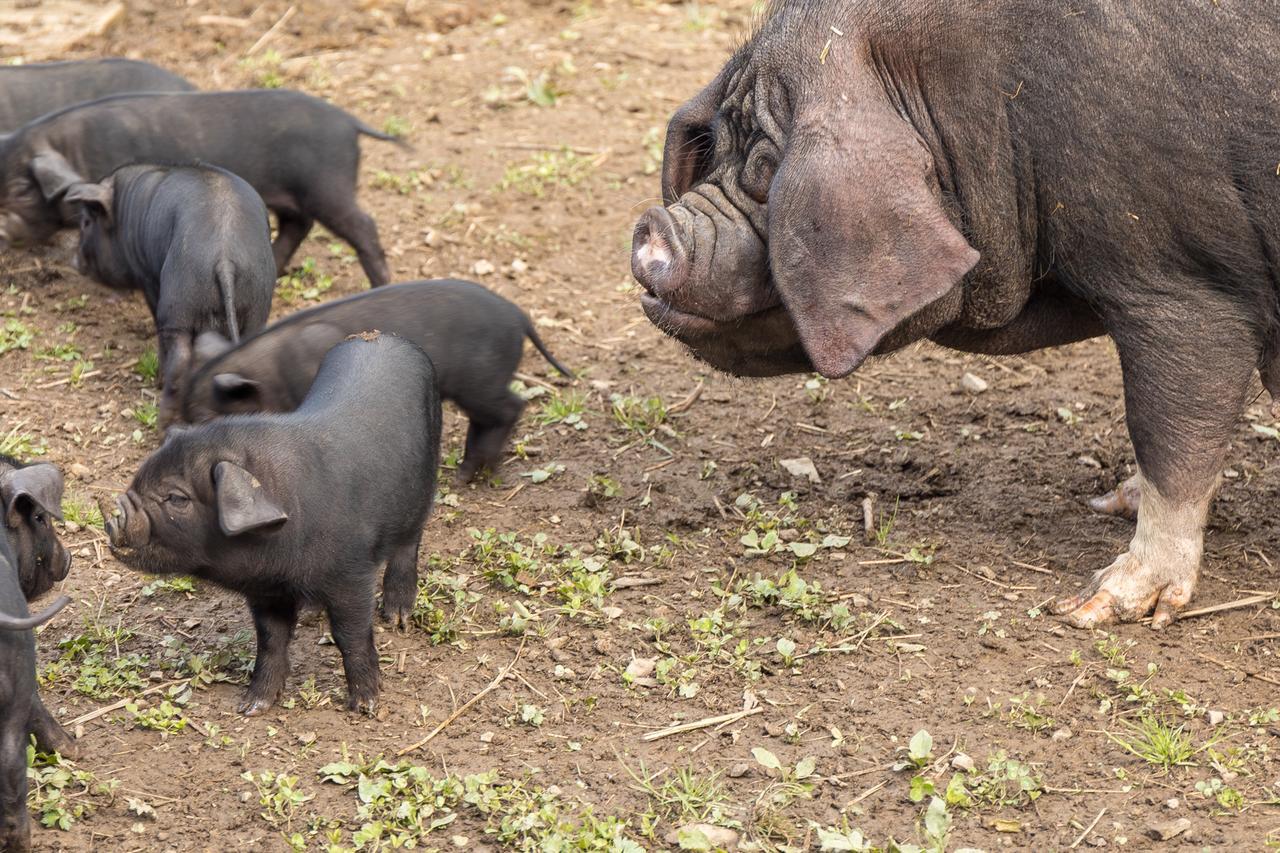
[2,1,1279,851]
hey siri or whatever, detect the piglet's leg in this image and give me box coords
[0,718,31,852]
[1089,473,1141,519]
[28,693,77,759]
[1056,304,1256,629]
[328,601,381,714]
[381,531,423,630]
[240,596,299,716]
[156,328,192,430]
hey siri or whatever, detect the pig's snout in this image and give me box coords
[631,206,690,299]
[101,492,149,549]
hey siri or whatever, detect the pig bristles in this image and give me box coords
[397,638,526,756]
[346,329,382,342]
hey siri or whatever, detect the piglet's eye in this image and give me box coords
[164,492,191,509]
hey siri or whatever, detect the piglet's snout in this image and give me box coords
[101,492,149,548]
[631,206,690,300]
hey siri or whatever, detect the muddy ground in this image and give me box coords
[2,1,1279,850]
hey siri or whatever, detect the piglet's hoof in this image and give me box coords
[380,603,412,631]
[237,692,277,717]
[1088,474,1141,520]
[33,726,79,761]
[346,693,378,716]
[1053,551,1194,630]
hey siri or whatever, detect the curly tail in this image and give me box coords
[0,595,70,631]
[355,120,414,151]
[525,320,574,379]
[215,260,240,343]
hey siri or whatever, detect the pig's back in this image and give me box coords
[0,59,194,131]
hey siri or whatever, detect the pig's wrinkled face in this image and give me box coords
[102,438,220,577]
[0,177,60,252]
[1,460,71,600]
[632,9,980,379]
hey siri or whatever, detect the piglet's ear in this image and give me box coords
[64,179,114,226]
[769,98,979,379]
[213,461,287,537]
[1,463,65,525]
[212,374,261,403]
[29,150,85,202]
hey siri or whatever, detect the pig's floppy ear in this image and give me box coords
[213,461,287,537]
[29,150,85,202]
[63,179,114,226]
[769,102,979,379]
[212,374,261,403]
[0,463,65,526]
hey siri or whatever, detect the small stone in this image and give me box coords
[601,605,623,620]
[479,731,494,743]
[1164,798,1179,810]
[553,664,575,680]
[1051,727,1073,742]
[778,528,801,542]
[1145,817,1191,842]
[850,593,870,608]
[726,763,751,778]
[951,753,976,772]
[779,456,820,483]
[1206,709,1225,726]
[1078,455,1102,469]
[625,657,656,679]
[510,258,529,273]
[423,229,439,247]
[665,824,739,850]
[764,721,786,737]
[472,259,495,276]
[70,462,92,480]
[593,637,612,655]
[961,372,989,394]
[64,520,80,534]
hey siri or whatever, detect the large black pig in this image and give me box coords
[65,164,276,426]
[181,279,573,480]
[0,59,194,131]
[0,89,400,284]
[104,333,442,715]
[0,535,71,853]
[631,1,1280,630]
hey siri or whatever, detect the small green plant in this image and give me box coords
[243,770,313,829]
[276,258,333,303]
[0,318,34,354]
[1107,713,1196,771]
[61,494,103,529]
[26,747,119,830]
[0,424,45,457]
[135,348,159,383]
[382,115,410,137]
[536,390,588,428]
[610,393,668,435]
[241,48,285,88]
[499,149,598,197]
[132,402,158,430]
[141,576,197,597]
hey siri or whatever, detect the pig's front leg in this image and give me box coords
[240,596,299,716]
[327,599,380,713]
[381,531,423,630]
[0,716,31,852]
[1055,303,1257,629]
[28,693,77,759]
[156,328,192,430]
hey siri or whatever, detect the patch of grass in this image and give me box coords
[409,567,475,644]
[61,493,103,529]
[131,401,158,430]
[68,357,94,388]
[42,619,151,699]
[141,576,197,597]
[535,390,588,429]
[499,149,599,197]
[624,761,733,842]
[0,423,45,457]
[319,759,644,851]
[1107,712,1197,771]
[610,393,668,435]
[26,747,119,831]
[241,48,285,88]
[125,684,191,734]
[134,348,159,383]
[276,258,333,303]
[35,342,82,362]
[0,318,34,354]
[381,115,410,137]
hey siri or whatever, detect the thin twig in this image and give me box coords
[1069,807,1106,849]
[246,5,296,57]
[1196,652,1280,686]
[641,706,762,742]
[667,381,704,415]
[398,641,525,755]
[67,678,190,727]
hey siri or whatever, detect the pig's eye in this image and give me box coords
[34,512,46,527]
[164,492,191,509]
[740,138,778,204]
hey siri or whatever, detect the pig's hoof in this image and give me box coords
[380,604,412,631]
[35,728,79,760]
[1053,551,1194,630]
[1088,474,1141,520]
[237,693,276,716]
[346,693,378,715]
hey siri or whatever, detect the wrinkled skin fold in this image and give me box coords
[632,0,1280,629]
